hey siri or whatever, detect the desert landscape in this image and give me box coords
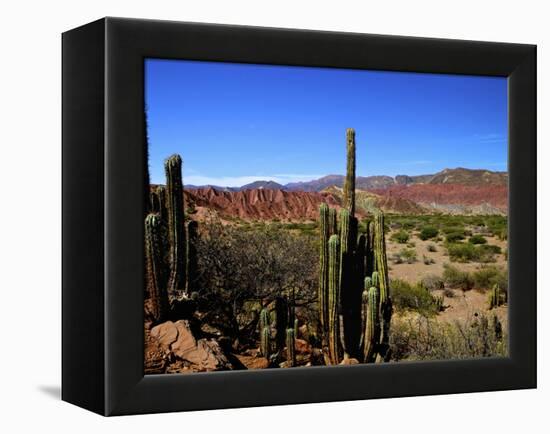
[144,129,508,374]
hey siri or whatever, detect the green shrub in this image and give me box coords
[446,232,465,243]
[442,226,465,235]
[419,226,439,240]
[472,266,508,291]
[390,279,440,316]
[447,243,498,263]
[469,234,487,244]
[443,264,474,290]
[391,230,410,244]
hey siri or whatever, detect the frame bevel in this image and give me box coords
[62,17,536,416]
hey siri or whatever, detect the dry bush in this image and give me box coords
[390,314,507,361]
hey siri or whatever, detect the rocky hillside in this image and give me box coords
[185,187,343,221]
[370,184,508,215]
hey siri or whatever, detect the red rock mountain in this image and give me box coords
[185,187,344,221]
[370,184,508,214]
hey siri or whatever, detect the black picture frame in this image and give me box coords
[62,17,536,416]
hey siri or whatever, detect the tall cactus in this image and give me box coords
[145,213,168,322]
[286,328,296,367]
[327,234,341,364]
[339,208,362,359]
[362,282,380,363]
[343,128,356,216]
[318,203,330,338]
[165,154,187,298]
[373,213,392,361]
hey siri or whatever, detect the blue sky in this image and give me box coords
[145,59,507,186]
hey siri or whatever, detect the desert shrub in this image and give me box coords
[447,243,498,263]
[390,314,507,361]
[485,216,508,240]
[195,219,318,339]
[469,234,487,244]
[391,230,410,244]
[472,266,508,291]
[446,231,466,243]
[421,274,445,291]
[442,226,465,235]
[423,255,435,265]
[390,279,440,316]
[443,264,474,290]
[419,226,439,240]
[427,244,437,252]
[394,248,417,264]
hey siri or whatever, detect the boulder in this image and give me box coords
[150,320,233,372]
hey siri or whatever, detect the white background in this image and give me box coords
[0,0,546,432]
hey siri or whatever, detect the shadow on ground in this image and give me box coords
[38,385,61,400]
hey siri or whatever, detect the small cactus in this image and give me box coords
[286,328,296,367]
[260,326,271,359]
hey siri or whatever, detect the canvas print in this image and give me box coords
[143,59,508,374]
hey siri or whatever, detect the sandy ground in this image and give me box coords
[386,230,508,284]
[386,229,508,328]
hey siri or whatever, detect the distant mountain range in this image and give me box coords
[186,168,508,192]
[176,168,508,219]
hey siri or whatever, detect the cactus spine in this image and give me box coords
[165,154,187,298]
[327,234,341,364]
[145,213,168,322]
[286,328,296,367]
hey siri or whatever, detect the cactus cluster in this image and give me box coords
[318,129,393,364]
[144,154,198,323]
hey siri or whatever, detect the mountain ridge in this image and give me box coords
[185,168,507,192]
